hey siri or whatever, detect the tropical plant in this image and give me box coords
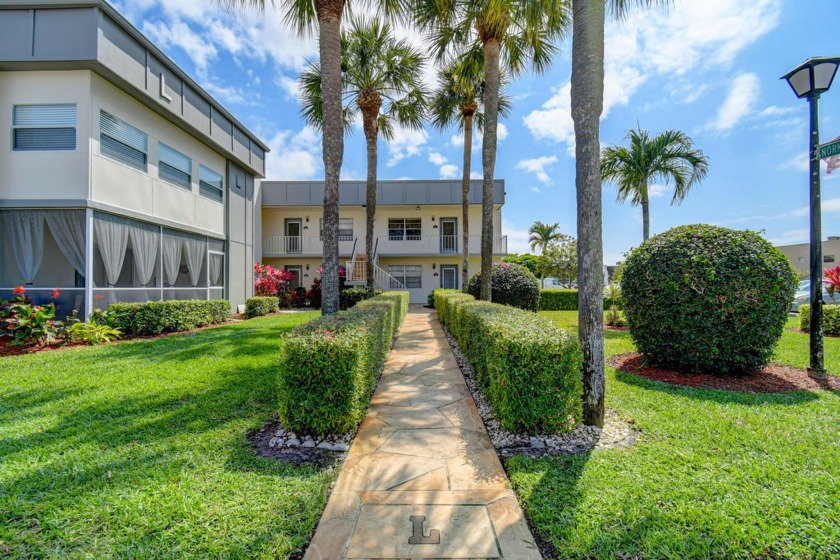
[300,18,427,294]
[541,234,578,288]
[528,221,564,286]
[501,253,540,276]
[253,263,295,297]
[429,49,512,292]
[601,127,709,241]
[67,322,122,345]
[604,283,624,327]
[571,0,670,427]
[415,0,570,302]
[3,299,59,345]
[824,265,840,297]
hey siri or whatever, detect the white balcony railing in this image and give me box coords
[262,236,355,256]
[375,235,507,255]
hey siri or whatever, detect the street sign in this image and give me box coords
[819,138,840,159]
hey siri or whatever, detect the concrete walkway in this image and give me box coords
[305,307,541,559]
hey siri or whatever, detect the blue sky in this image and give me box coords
[114,0,840,263]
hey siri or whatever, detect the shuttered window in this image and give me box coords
[158,142,192,189]
[199,164,224,202]
[12,104,77,151]
[100,110,147,171]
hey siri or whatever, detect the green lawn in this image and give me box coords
[0,312,335,559]
[507,311,840,559]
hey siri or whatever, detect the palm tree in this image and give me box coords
[601,128,709,241]
[232,0,403,315]
[429,48,511,292]
[415,0,570,302]
[299,18,427,294]
[528,220,563,286]
[571,0,669,427]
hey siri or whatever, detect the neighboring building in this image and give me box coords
[260,180,508,303]
[776,236,840,274]
[0,0,268,316]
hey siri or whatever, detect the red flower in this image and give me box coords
[824,265,840,297]
[13,286,25,295]
[95,294,103,300]
[51,288,61,299]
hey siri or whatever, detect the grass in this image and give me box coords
[507,311,840,559]
[0,312,336,559]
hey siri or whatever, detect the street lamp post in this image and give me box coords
[782,56,840,379]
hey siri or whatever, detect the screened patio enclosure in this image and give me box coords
[0,209,225,318]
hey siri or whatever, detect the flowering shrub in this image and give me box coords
[825,265,840,297]
[1,287,60,345]
[253,263,295,298]
[306,266,346,309]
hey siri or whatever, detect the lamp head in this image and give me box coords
[782,57,840,99]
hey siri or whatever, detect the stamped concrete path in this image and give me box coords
[305,306,541,560]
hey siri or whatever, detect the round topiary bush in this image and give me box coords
[467,262,540,311]
[621,224,797,374]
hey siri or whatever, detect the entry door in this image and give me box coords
[285,266,302,290]
[440,218,457,253]
[440,265,458,289]
[285,219,302,253]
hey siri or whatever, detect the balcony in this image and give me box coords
[262,236,356,257]
[375,235,507,256]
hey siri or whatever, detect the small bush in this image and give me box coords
[339,288,378,310]
[799,304,840,335]
[538,288,619,311]
[107,300,230,336]
[67,322,122,345]
[467,262,540,311]
[435,289,582,433]
[245,297,280,318]
[621,225,798,374]
[279,291,409,436]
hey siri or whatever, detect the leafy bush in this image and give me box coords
[621,225,797,374]
[107,300,230,336]
[538,288,619,311]
[798,304,840,335]
[467,262,540,311]
[435,289,582,433]
[279,291,409,436]
[339,288,378,310]
[2,298,59,345]
[306,267,347,309]
[427,291,436,308]
[245,297,280,318]
[67,322,122,345]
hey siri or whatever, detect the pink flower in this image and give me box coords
[51,288,61,299]
[13,286,25,295]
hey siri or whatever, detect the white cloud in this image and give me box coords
[142,19,218,72]
[502,220,533,254]
[428,151,448,166]
[768,229,809,246]
[647,184,669,199]
[276,74,302,101]
[707,72,759,133]
[759,105,798,118]
[470,172,482,180]
[516,155,558,185]
[497,123,508,141]
[264,126,321,180]
[792,198,840,218]
[439,164,459,179]
[386,126,429,167]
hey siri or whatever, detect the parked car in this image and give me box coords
[790,280,840,312]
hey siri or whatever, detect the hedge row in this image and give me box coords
[245,296,279,318]
[107,300,230,336]
[339,288,381,310]
[799,304,840,335]
[538,288,618,311]
[279,291,410,436]
[434,289,582,433]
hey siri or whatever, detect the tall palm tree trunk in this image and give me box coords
[571,0,605,427]
[641,188,650,241]
[361,102,380,295]
[461,113,473,292]
[317,2,345,315]
[480,38,501,301]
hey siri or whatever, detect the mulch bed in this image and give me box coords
[604,324,628,331]
[609,352,840,393]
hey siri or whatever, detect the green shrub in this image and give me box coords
[107,300,230,336]
[467,262,540,311]
[245,296,280,318]
[279,291,409,436]
[435,289,582,433]
[798,304,840,335]
[538,288,619,311]
[621,225,798,374]
[339,288,380,310]
[67,322,122,345]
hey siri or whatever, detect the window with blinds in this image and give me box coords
[199,164,224,202]
[388,218,422,241]
[319,218,354,240]
[158,142,192,189]
[388,265,422,288]
[100,110,148,170]
[12,104,77,151]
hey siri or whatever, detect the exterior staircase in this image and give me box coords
[345,241,406,291]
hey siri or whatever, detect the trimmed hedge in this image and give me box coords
[279,291,409,436]
[799,304,840,335]
[467,262,540,311]
[434,289,582,433]
[245,296,279,318]
[107,300,230,336]
[538,288,618,311]
[339,288,381,310]
[622,225,798,374]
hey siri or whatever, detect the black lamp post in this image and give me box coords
[782,56,840,379]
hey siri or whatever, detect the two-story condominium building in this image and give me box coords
[0,0,267,316]
[260,180,508,303]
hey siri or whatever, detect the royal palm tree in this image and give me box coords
[528,220,563,286]
[601,128,709,241]
[300,18,427,294]
[233,0,403,315]
[571,0,669,426]
[415,0,570,302]
[429,48,511,292]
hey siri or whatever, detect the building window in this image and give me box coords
[825,255,835,263]
[100,110,148,170]
[158,142,192,189]
[12,104,76,151]
[388,265,421,288]
[320,218,354,240]
[199,164,224,202]
[388,218,421,241]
